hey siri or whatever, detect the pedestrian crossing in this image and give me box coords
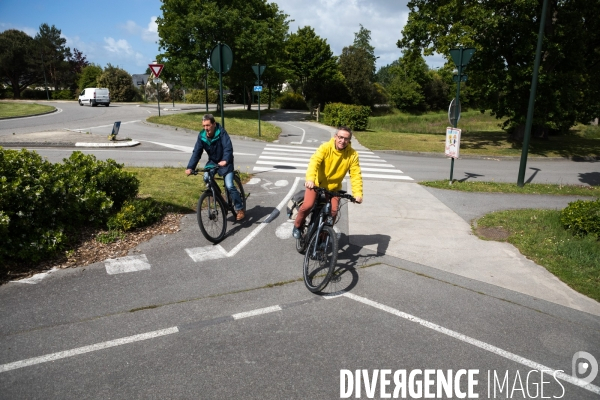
[253,144,413,181]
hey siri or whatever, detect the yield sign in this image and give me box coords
[148,63,164,78]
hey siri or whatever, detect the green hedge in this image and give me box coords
[322,103,371,131]
[107,198,165,232]
[561,199,600,238]
[276,92,307,110]
[0,149,139,263]
[185,89,219,104]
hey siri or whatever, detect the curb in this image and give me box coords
[75,140,140,147]
[0,108,58,120]
[1,140,140,148]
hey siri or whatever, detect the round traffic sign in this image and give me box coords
[448,98,461,126]
[210,43,233,74]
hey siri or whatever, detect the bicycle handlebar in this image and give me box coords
[311,186,356,203]
[189,165,219,175]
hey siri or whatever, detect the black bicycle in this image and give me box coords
[191,165,246,243]
[294,187,356,293]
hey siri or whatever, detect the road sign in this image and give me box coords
[148,64,164,78]
[448,98,461,126]
[445,127,461,159]
[452,74,468,83]
[252,65,266,78]
[254,80,263,85]
[450,48,475,68]
[210,44,233,74]
[254,86,263,92]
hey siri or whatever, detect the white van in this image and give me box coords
[78,88,110,107]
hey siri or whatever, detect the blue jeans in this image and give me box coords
[204,171,243,211]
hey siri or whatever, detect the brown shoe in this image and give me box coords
[236,210,245,221]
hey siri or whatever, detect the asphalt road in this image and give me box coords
[1,101,599,399]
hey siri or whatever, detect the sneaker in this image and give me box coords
[292,226,301,239]
[236,210,245,221]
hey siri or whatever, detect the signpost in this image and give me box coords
[447,47,475,183]
[210,43,233,128]
[108,121,121,141]
[148,63,164,116]
[252,64,266,137]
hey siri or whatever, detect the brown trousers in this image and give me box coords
[294,188,340,228]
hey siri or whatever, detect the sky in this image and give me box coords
[0,0,445,76]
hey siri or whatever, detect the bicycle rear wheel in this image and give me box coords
[197,191,227,243]
[303,225,337,293]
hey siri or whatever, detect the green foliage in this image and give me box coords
[285,26,340,106]
[0,29,40,98]
[97,64,137,102]
[185,89,219,104]
[561,199,600,238]
[398,0,600,136]
[107,198,165,232]
[0,149,139,263]
[276,92,308,110]
[323,103,371,131]
[21,89,51,100]
[77,64,103,92]
[96,230,125,244]
[52,89,74,100]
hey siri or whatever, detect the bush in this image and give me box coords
[276,92,307,110]
[560,199,600,238]
[0,149,140,263]
[21,88,50,100]
[185,89,219,104]
[322,103,371,131]
[107,198,165,231]
[52,90,74,100]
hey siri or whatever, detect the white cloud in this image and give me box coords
[120,17,158,43]
[104,37,134,55]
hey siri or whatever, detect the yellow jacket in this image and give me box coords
[306,137,363,198]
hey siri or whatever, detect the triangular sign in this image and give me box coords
[148,64,164,78]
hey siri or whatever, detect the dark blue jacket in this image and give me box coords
[186,123,234,176]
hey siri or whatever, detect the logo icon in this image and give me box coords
[572,351,598,384]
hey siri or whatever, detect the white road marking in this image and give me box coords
[232,305,282,320]
[247,178,261,185]
[361,173,414,180]
[276,221,295,239]
[185,246,228,262]
[259,155,310,162]
[226,177,300,258]
[105,254,151,275]
[253,166,306,174]
[274,180,289,187]
[343,292,600,395]
[0,327,179,373]
[12,268,58,284]
[277,122,306,145]
[145,141,194,152]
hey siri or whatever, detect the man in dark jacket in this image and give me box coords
[185,114,244,220]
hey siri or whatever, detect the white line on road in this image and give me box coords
[0,327,179,373]
[232,305,282,320]
[70,120,141,131]
[343,292,600,395]
[105,254,152,275]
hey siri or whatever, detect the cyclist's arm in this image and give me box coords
[186,137,205,173]
[348,152,363,202]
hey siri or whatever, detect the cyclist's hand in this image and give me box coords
[218,160,227,167]
[305,180,315,189]
[355,196,362,204]
[185,169,192,176]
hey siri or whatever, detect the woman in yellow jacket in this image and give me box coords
[292,126,363,239]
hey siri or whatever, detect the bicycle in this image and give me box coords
[191,165,246,243]
[294,187,356,293]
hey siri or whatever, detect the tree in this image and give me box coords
[97,64,137,102]
[35,24,72,91]
[0,30,40,98]
[285,26,339,106]
[338,46,377,106]
[156,0,289,110]
[77,64,103,92]
[353,24,376,74]
[398,0,600,139]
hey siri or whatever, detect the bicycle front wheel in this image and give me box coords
[303,225,337,293]
[197,191,227,243]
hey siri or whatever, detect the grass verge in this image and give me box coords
[146,109,281,142]
[0,101,55,118]
[123,166,251,213]
[353,110,600,158]
[475,209,600,302]
[420,180,600,196]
